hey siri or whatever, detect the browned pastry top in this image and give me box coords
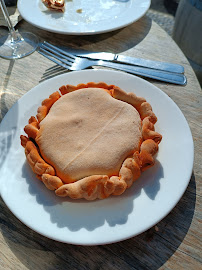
[36,87,142,183]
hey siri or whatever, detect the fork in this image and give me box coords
[38,42,187,85]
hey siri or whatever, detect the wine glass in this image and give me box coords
[0,0,39,59]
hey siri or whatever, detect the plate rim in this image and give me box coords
[17,0,151,35]
[0,69,194,245]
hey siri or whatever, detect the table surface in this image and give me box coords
[0,10,201,270]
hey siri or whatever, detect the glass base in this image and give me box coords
[0,31,39,59]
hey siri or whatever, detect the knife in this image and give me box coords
[61,47,184,74]
[40,42,187,85]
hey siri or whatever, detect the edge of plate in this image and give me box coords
[0,69,194,245]
[17,0,151,35]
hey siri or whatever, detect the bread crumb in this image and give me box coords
[76,9,82,13]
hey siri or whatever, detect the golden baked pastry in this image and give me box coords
[42,0,65,12]
[20,82,162,200]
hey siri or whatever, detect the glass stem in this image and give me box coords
[0,0,18,40]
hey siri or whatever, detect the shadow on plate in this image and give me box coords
[0,126,17,171]
[0,172,196,270]
[42,9,64,19]
[20,158,163,232]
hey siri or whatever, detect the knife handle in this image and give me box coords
[98,60,187,85]
[117,55,185,74]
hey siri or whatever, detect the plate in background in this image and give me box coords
[17,0,151,35]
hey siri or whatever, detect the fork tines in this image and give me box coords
[38,41,75,69]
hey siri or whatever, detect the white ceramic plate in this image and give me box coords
[0,70,194,245]
[17,0,151,35]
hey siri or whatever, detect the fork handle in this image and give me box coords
[98,60,187,85]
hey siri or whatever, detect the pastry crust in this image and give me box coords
[21,82,162,200]
[36,91,61,123]
[20,135,55,179]
[42,0,65,12]
[35,87,142,183]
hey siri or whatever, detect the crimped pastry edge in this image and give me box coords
[20,82,162,200]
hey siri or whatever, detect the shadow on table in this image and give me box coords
[0,59,16,119]
[39,16,152,81]
[39,65,71,82]
[0,59,18,172]
[26,15,152,81]
[39,15,152,53]
[0,172,195,269]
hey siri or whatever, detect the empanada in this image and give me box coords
[21,82,162,200]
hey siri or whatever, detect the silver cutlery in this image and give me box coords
[38,42,187,85]
[74,51,184,74]
[43,41,184,74]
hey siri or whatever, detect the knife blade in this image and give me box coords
[61,47,184,74]
[40,42,187,85]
